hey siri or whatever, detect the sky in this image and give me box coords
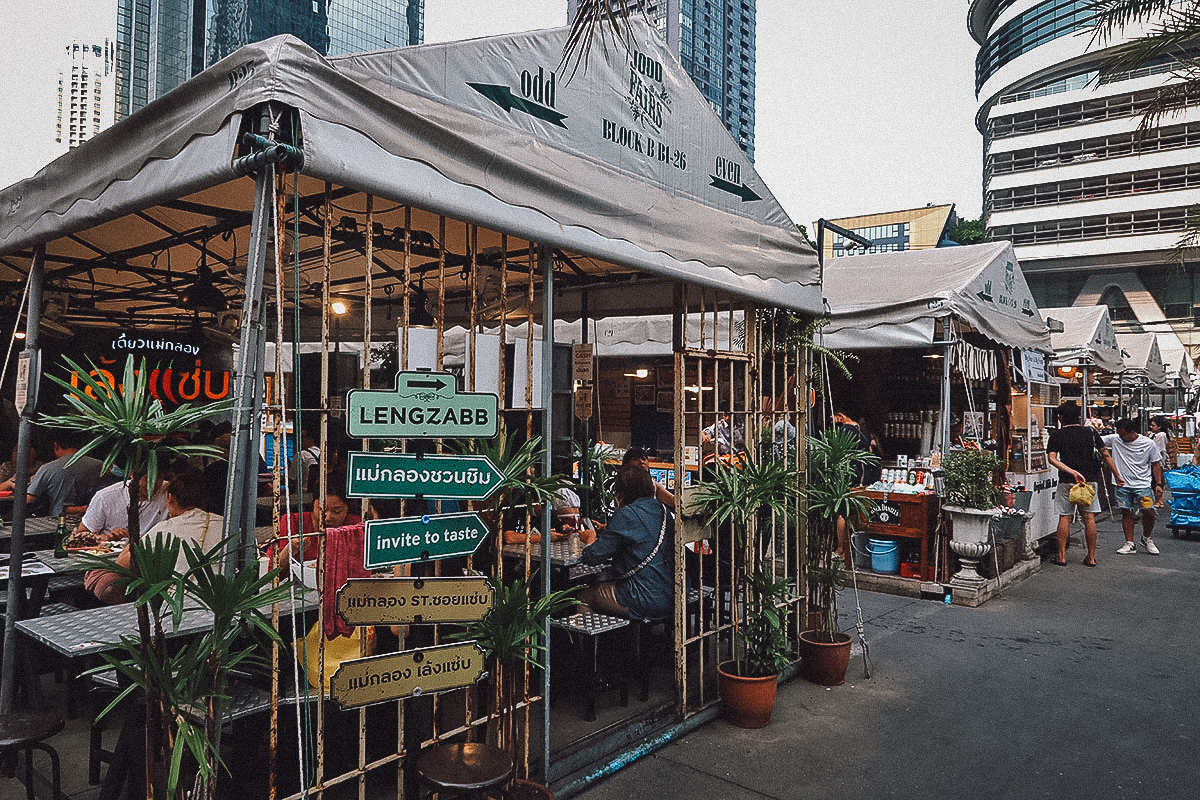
[422,1,985,230]
[0,1,984,229]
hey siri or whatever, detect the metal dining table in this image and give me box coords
[16,590,317,658]
[501,540,603,582]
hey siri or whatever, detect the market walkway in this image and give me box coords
[576,511,1200,800]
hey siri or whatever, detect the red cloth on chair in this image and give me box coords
[324,521,370,639]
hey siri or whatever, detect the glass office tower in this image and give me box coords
[115,0,424,118]
[568,0,756,160]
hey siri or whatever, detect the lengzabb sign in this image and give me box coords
[346,372,499,439]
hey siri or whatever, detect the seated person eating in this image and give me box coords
[578,465,673,620]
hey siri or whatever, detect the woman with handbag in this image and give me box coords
[1047,402,1122,567]
[578,465,674,620]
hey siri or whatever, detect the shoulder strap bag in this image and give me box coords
[616,502,669,582]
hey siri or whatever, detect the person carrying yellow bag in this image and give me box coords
[1046,402,1122,568]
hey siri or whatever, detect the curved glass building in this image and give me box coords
[971,0,1200,350]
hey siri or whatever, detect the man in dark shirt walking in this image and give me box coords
[1046,402,1122,567]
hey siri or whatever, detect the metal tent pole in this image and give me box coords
[223,113,277,573]
[940,339,953,454]
[539,243,555,780]
[0,244,44,713]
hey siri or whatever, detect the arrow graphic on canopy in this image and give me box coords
[709,176,762,202]
[468,83,568,128]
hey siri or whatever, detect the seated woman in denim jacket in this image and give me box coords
[578,465,673,620]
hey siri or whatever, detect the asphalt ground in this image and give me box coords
[576,509,1200,800]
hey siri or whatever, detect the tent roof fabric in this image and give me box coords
[1115,332,1169,388]
[1041,305,1124,373]
[0,21,821,317]
[819,241,1050,351]
[1153,331,1193,388]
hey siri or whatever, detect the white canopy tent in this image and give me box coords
[1042,305,1124,416]
[819,241,1050,352]
[1043,306,1124,373]
[0,19,824,744]
[820,241,1050,451]
[0,23,821,320]
[1116,332,1169,389]
[1154,331,1194,391]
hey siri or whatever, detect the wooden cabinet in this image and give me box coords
[861,490,940,579]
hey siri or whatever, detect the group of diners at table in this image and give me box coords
[0,424,682,789]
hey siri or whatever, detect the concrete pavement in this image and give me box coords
[576,511,1200,800]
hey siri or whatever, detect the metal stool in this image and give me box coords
[629,616,669,702]
[549,612,631,721]
[0,712,65,800]
[415,742,514,799]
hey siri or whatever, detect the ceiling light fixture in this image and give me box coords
[331,300,348,315]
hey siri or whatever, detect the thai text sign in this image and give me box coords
[336,576,495,626]
[330,641,485,709]
[363,512,489,569]
[346,452,503,501]
[346,372,499,439]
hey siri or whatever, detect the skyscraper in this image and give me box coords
[569,0,756,160]
[56,40,117,151]
[971,1,1199,359]
[115,0,425,119]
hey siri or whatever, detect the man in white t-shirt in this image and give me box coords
[78,474,170,541]
[1103,418,1164,555]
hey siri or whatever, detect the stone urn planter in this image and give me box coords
[943,505,999,584]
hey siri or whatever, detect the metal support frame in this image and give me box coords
[222,107,278,570]
[539,243,555,778]
[0,245,44,714]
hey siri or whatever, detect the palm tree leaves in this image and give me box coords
[452,429,575,511]
[40,354,229,492]
[450,574,578,668]
[561,0,637,81]
[86,532,289,797]
[690,450,800,540]
[806,427,878,528]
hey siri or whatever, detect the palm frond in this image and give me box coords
[1087,0,1179,43]
[560,0,636,81]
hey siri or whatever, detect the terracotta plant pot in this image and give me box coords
[717,661,779,728]
[798,631,852,686]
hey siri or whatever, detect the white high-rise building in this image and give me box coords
[971,1,1199,356]
[57,40,117,151]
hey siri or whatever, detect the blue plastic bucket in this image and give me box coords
[867,538,900,574]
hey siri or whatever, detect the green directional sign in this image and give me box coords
[364,512,490,569]
[347,372,499,439]
[346,452,503,501]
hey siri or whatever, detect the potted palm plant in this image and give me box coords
[40,354,284,799]
[691,450,800,727]
[940,448,1003,583]
[450,575,577,796]
[800,427,878,687]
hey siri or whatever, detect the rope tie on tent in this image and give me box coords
[266,167,316,795]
